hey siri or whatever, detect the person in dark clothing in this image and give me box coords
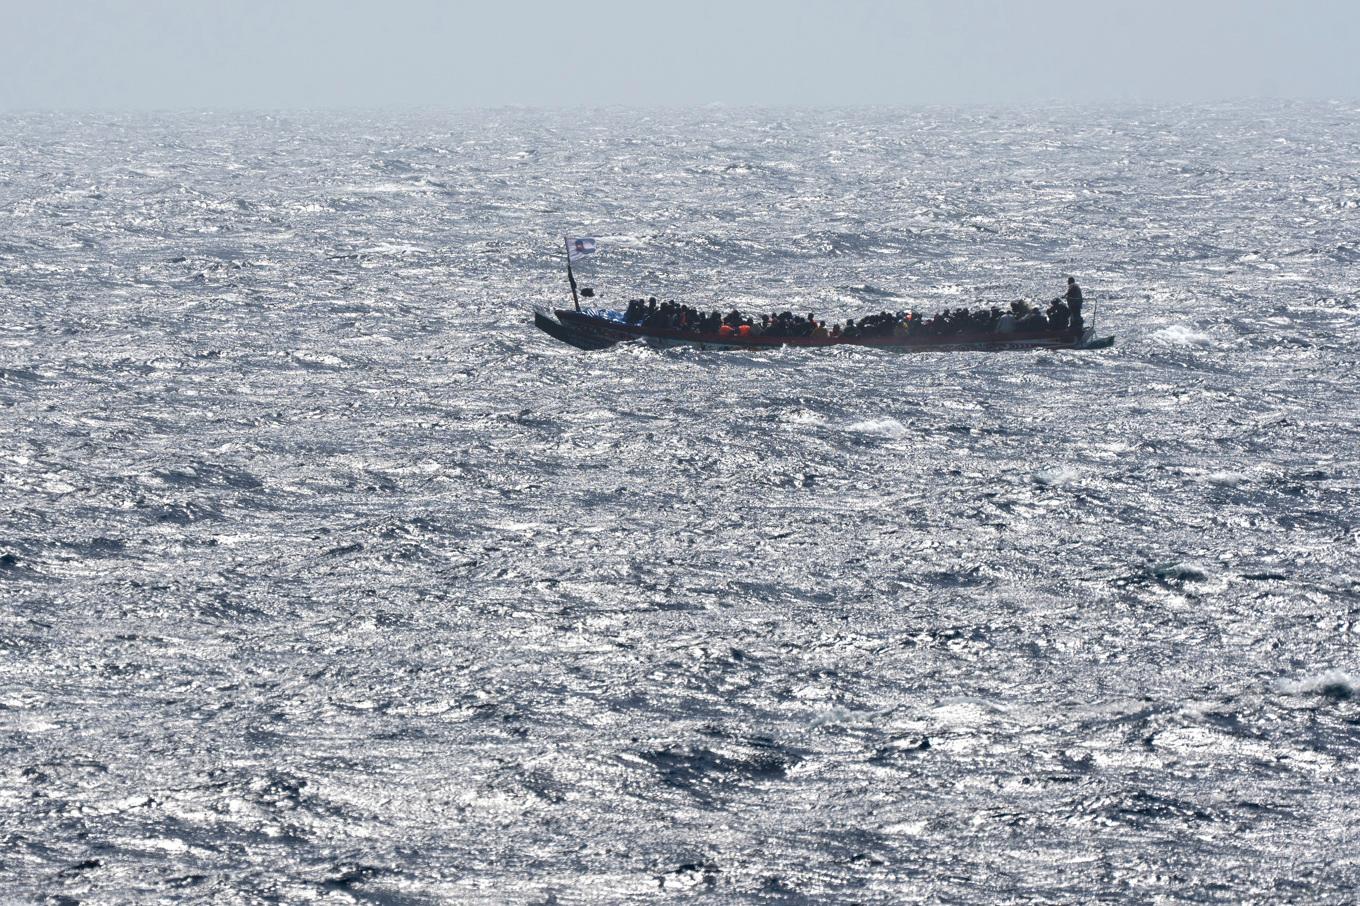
[1046,299,1070,331]
[1065,277,1084,330]
[1018,308,1048,333]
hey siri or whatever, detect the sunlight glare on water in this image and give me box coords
[1,103,1358,903]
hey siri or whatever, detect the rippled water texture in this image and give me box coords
[2,104,1359,903]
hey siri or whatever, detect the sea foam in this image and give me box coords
[1276,669,1357,700]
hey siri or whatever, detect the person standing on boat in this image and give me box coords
[1065,277,1084,329]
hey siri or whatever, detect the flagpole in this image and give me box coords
[564,236,580,311]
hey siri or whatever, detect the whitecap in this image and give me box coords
[1151,325,1213,346]
[1152,561,1211,583]
[1276,669,1357,700]
[846,417,908,438]
[289,350,346,368]
[808,707,856,729]
[1034,464,1081,486]
[1206,471,1247,486]
[782,409,826,427]
[564,408,617,425]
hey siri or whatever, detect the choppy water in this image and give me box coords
[2,104,1359,903]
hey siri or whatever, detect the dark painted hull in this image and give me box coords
[533,309,618,350]
[534,307,1114,353]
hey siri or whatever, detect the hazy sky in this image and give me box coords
[1,0,1356,109]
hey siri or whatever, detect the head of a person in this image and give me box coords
[1067,277,1075,285]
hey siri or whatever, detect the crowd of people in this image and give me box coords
[620,278,1085,341]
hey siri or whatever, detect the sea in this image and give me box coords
[1,103,1358,904]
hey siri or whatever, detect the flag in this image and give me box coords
[566,236,597,262]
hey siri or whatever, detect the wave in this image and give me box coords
[1150,325,1214,346]
[1276,669,1357,700]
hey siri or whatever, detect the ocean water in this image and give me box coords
[1,104,1358,903]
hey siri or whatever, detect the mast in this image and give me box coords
[564,236,580,311]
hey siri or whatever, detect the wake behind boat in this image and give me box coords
[533,236,1115,353]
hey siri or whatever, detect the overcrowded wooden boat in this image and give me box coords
[533,236,1115,353]
[533,306,1113,352]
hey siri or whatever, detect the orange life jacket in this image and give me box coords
[737,324,752,337]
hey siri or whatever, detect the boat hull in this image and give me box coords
[534,307,1114,353]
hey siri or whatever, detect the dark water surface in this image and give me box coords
[2,105,1358,903]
